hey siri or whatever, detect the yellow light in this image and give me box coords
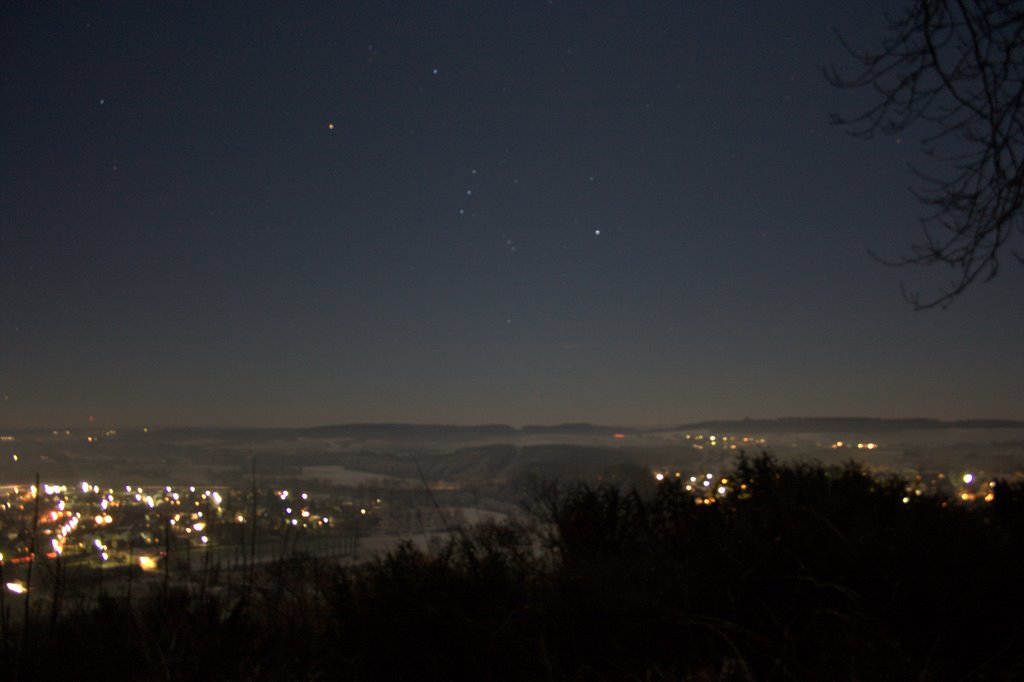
[138,556,158,571]
[6,582,27,594]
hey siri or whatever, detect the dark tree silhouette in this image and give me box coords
[828,1,1024,308]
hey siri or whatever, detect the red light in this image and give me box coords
[613,433,626,439]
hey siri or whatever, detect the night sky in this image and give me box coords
[2,1,1022,428]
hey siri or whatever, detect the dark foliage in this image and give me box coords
[3,454,1023,680]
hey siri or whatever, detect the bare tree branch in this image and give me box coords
[828,0,1024,309]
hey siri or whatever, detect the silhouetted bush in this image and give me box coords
[3,453,1023,680]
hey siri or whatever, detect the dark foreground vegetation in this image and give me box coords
[3,454,1023,680]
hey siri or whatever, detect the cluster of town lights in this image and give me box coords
[0,478,344,571]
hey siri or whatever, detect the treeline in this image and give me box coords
[3,454,1023,680]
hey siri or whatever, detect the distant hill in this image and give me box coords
[7,418,1022,442]
[302,423,516,441]
[670,417,1024,434]
[520,423,631,436]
